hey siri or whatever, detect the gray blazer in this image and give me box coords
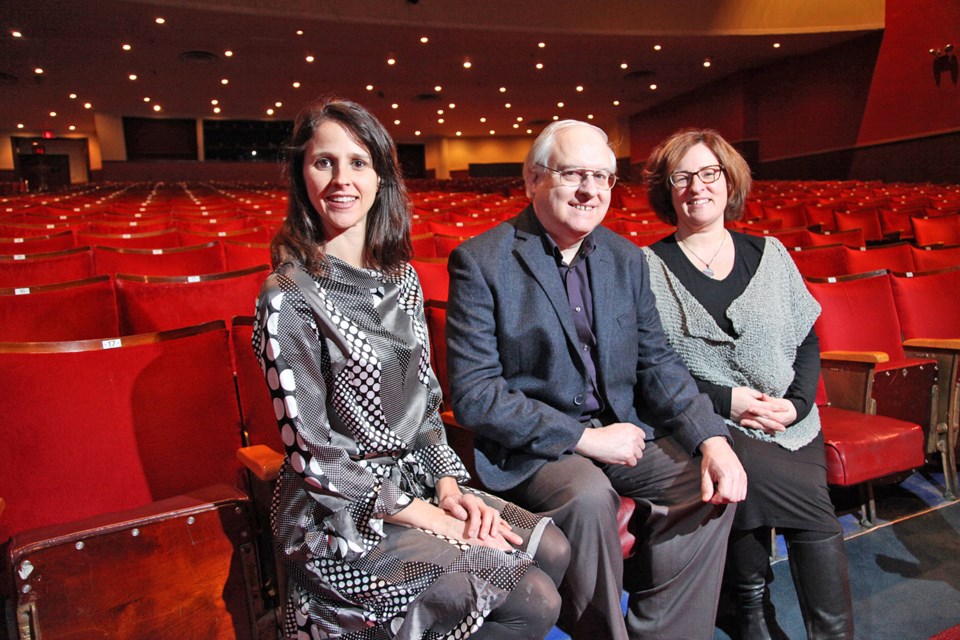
[446,206,730,491]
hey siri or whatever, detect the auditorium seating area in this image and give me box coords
[2,179,959,637]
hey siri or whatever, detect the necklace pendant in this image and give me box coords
[702,266,715,278]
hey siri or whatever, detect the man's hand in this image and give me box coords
[699,436,747,504]
[575,422,646,466]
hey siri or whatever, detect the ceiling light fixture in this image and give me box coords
[703,57,713,68]
[420,36,429,44]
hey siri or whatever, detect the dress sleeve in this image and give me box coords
[254,274,413,553]
[783,327,820,424]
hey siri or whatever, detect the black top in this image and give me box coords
[648,232,819,423]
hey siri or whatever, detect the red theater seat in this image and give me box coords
[806,271,950,496]
[789,244,848,280]
[0,230,75,255]
[93,242,226,277]
[0,246,95,288]
[911,244,960,271]
[223,240,272,271]
[0,321,245,543]
[843,242,915,275]
[115,265,270,334]
[912,214,960,247]
[76,228,181,249]
[411,257,449,303]
[0,275,119,341]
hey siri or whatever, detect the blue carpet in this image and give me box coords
[547,469,960,640]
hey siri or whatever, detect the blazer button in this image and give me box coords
[573,394,584,406]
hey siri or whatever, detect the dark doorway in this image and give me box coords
[18,155,71,192]
[397,144,427,179]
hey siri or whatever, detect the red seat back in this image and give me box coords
[0,275,119,341]
[76,229,181,250]
[843,243,915,275]
[223,240,272,271]
[912,215,960,247]
[806,272,907,361]
[115,265,269,334]
[411,258,449,303]
[789,244,848,280]
[230,318,282,449]
[0,230,76,255]
[0,246,95,287]
[834,209,884,242]
[889,268,960,340]
[94,242,226,277]
[911,244,960,271]
[0,322,244,542]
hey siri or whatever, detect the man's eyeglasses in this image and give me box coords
[538,164,618,190]
[668,165,725,189]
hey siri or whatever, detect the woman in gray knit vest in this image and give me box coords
[640,129,854,640]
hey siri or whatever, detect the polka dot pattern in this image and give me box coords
[254,259,547,639]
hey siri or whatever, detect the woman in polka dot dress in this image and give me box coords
[254,98,569,640]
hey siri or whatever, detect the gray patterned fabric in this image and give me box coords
[642,238,822,451]
[253,257,548,639]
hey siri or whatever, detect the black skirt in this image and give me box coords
[729,427,841,534]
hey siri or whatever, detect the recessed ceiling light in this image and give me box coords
[292,81,300,88]
[438,118,444,123]
[17,123,24,129]
[437,109,444,115]
[224,50,233,57]
[12,31,22,38]
[143,97,151,102]
[489,130,495,135]
[552,115,559,121]
[557,102,564,108]
[538,42,546,48]
[415,130,421,136]
[153,104,161,112]
[34,68,44,75]
[653,44,662,51]
[434,85,442,92]
[296,30,303,36]
[393,119,400,125]
[480,117,487,123]
[275,101,282,108]
[587,115,594,120]
[211,99,219,105]
[420,36,429,44]
[48,110,56,118]
[535,63,543,69]
[613,100,620,106]
[251,150,257,156]
[128,74,137,80]
[69,93,77,99]
[463,60,472,69]
[773,42,781,48]
[620,63,628,69]
[155,17,165,24]
[703,58,712,67]
[526,129,532,134]
[448,103,456,109]
[387,57,396,65]
[576,86,583,92]
[649,83,658,90]
[513,124,519,129]
[516,116,523,122]
[68,125,76,131]
[221,78,229,85]
[266,108,274,115]
[213,107,221,113]
[392,103,399,109]
[456,131,462,136]
[366,84,374,91]
[305,55,314,62]
[499,87,507,93]
[122,44,132,51]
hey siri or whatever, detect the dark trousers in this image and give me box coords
[506,436,735,640]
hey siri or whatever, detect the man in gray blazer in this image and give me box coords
[446,120,747,640]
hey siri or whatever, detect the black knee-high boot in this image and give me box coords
[786,532,854,639]
[727,529,788,640]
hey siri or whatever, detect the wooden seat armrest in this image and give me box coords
[237,444,284,482]
[820,350,890,364]
[903,338,960,351]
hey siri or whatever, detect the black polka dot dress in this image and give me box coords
[253,258,550,640]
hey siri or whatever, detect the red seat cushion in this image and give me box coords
[820,406,925,486]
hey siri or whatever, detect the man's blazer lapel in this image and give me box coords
[512,208,581,353]
[589,238,620,383]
